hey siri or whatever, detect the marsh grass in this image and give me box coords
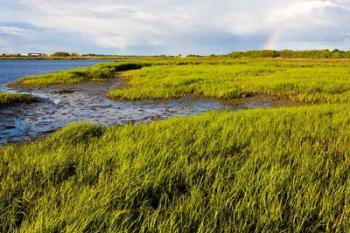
[4,57,350,232]
[0,93,36,107]
[11,56,350,104]
[108,59,350,103]
[8,62,143,87]
[1,105,350,232]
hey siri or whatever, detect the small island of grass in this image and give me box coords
[8,62,143,88]
[0,92,36,107]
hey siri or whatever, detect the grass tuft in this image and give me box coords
[0,92,36,107]
[47,122,106,145]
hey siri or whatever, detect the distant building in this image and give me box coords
[28,53,45,56]
[20,53,29,56]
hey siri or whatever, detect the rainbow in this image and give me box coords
[264,32,279,50]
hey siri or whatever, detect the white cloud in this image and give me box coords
[1,0,350,54]
[0,26,31,36]
[270,0,337,20]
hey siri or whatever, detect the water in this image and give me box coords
[0,59,108,91]
[0,60,240,143]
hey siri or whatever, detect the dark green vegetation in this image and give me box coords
[0,92,36,107]
[3,55,350,232]
[51,52,78,57]
[229,49,350,59]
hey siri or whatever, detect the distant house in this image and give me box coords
[28,53,45,56]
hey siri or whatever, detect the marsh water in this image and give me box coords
[0,60,239,143]
[0,60,109,90]
[0,60,282,143]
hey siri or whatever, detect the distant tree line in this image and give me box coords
[51,52,80,57]
[228,49,350,59]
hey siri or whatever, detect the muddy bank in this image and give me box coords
[1,76,297,144]
[1,78,230,143]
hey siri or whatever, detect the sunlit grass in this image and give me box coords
[4,56,350,232]
[11,57,350,104]
[108,60,350,103]
[1,105,350,232]
[0,92,36,107]
[8,62,143,87]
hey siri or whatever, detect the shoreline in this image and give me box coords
[0,57,117,60]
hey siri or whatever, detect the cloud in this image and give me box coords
[1,0,350,54]
[0,25,31,36]
[0,22,107,54]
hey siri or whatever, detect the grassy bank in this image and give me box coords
[10,57,350,104]
[108,59,350,103]
[8,62,143,87]
[1,105,350,232]
[7,57,207,88]
[0,92,36,107]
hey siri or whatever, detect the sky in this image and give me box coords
[1,0,350,55]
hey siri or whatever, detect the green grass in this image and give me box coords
[108,59,350,103]
[11,57,350,104]
[0,92,36,107]
[1,105,350,232]
[8,62,143,87]
[4,56,350,232]
[7,57,217,88]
